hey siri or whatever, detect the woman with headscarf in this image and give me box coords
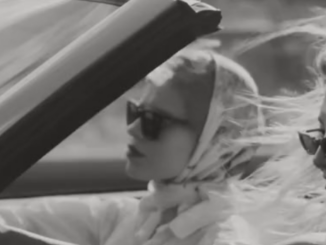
[0,41,265,245]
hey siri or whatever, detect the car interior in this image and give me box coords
[0,0,223,207]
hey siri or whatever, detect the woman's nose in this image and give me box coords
[127,118,143,139]
[313,147,326,170]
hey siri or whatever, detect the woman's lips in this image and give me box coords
[127,145,145,158]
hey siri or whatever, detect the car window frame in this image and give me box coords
[0,0,222,196]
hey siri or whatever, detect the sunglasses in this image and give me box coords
[126,100,186,140]
[298,128,326,155]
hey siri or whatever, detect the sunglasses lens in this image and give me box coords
[126,101,166,140]
[126,101,138,125]
[141,112,162,140]
[299,132,319,155]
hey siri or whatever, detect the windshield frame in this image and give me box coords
[0,0,221,193]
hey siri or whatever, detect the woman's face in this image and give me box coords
[125,81,198,181]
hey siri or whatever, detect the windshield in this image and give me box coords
[0,0,125,159]
[0,0,118,93]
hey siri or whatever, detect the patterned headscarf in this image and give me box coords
[135,44,264,244]
[173,51,264,184]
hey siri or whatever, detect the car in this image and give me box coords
[0,0,222,203]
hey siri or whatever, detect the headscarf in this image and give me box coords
[134,44,264,245]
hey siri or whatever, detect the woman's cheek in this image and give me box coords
[155,127,197,179]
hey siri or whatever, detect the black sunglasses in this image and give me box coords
[126,100,185,140]
[298,128,326,155]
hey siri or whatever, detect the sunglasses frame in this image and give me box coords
[126,100,186,140]
[298,128,326,155]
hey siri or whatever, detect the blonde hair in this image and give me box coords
[215,13,326,244]
[239,14,326,190]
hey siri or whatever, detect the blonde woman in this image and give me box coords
[0,41,266,245]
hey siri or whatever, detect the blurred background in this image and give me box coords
[1,0,325,161]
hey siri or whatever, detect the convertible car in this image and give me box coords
[0,0,223,200]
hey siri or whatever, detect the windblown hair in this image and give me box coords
[216,12,326,245]
[239,12,326,194]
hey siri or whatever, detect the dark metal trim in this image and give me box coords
[77,0,128,7]
[0,158,146,199]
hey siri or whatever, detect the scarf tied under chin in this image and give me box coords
[134,180,232,244]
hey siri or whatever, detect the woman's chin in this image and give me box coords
[125,157,182,182]
[125,159,151,181]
